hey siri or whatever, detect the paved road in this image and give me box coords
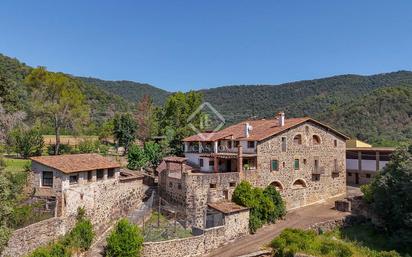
[206,197,349,257]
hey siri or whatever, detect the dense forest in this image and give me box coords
[1,53,411,145]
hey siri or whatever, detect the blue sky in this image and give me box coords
[1,1,412,92]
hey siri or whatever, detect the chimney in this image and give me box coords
[277,112,285,127]
[244,123,253,138]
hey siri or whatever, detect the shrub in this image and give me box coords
[47,144,72,155]
[98,144,109,156]
[9,127,44,158]
[65,219,94,251]
[106,219,144,257]
[127,144,147,170]
[0,226,11,253]
[49,242,71,257]
[360,184,373,203]
[77,139,99,154]
[28,247,51,257]
[232,181,286,233]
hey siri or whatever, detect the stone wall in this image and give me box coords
[142,210,248,257]
[160,170,240,228]
[64,176,144,231]
[1,216,76,257]
[246,121,347,209]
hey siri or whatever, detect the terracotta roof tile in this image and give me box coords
[30,154,121,174]
[184,117,348,142]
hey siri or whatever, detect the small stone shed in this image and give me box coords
[207,201,250,238]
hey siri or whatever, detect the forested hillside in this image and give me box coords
[318,86,412,146]
[79,77,169,105]
[1,53,411,145]
[0,54,131,124]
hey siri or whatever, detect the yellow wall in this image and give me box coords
[346,139,372,148]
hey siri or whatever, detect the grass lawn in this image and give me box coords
[3,157,30,173]
[143,212,192,242]
[271,224,404,257]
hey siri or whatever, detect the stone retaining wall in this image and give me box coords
[1,216,76,257]
[142,212,248,257]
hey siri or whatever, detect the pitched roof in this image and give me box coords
[208,201,249,214]
[30,154,121,174]
[183,117,348,142]
[156,159,199,173]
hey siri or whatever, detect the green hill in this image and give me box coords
[1,53,411,145]
[0,54,131,123]
[318,86,412,146]
[78,77,169,106]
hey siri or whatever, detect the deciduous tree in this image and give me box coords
[113,113,137,153]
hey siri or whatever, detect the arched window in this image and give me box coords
[292,179,307,189]
[269,181,284,191]
[312,135,321,145]
[293,134,302,145]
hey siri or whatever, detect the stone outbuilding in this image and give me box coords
[30,154,145,229]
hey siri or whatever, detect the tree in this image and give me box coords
[366,144,412,253]
[135,95,158,142]
[113,113,137,153]
[9,127,44,158]
[127,145,147,170]
[159,91,203,155]
[25,67,89,155]
[106,219,143,257]
[144,141,164,173]
[0,102,26,144]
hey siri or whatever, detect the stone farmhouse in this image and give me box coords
[345,140,395,185]
[30,153,144,229]
[159,112,349,228]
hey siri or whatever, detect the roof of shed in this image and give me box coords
[30,154,121,174]
[208,201,249,214]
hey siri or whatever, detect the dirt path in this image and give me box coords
[206,198,349,257]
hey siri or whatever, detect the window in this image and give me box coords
[199,159,204,167]
[209,160,214,166]
[228,141,232,149]
[229,182,236,187]
[178,183,182,190]
[96,169,104,180]
[334,140,338,147]
[348,172,352,177]
[314,159,319,173]
[293,134,302,145]
[42,171,53,187]
[169,182,173,188]
[312,135,321,145]
[294,159,300,170]
[366,174,371,178]
[303,159,307,165]
[271,160,279,171]
[247,141,255,148]
[210,183,216,189]
[108,168,115,178]
[87,171,93,181]
[282,162,286,168]
[69,174,78,184]
[281,137,287,152]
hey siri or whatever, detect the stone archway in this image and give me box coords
[292,179,307,189]
[269,181,284,191]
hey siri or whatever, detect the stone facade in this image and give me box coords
[160,170,240,227]
[142,210,249,257]
[1,216,76,257]
[245,121,347,209]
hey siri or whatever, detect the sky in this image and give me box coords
[1,1,412,92]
